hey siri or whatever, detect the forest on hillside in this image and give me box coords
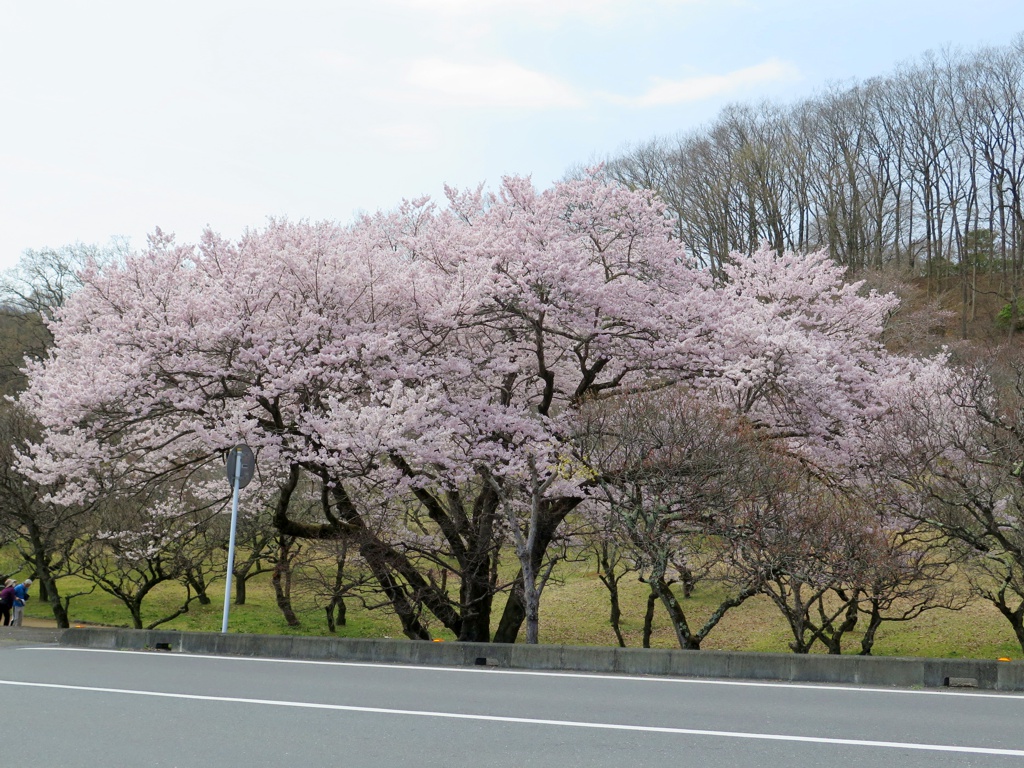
[606,35,1024,343]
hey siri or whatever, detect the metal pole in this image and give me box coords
[221,451,243,634]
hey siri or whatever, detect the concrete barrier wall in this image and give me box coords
[44,626,1024,692]
[0,627,64,645]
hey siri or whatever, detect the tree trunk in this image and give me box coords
[326,595,346,633]
[272,538,300,627]
[608,590,626,648]
[642,588,657,648]
[822,595,859,655]
[28,526,68,628]
[357,538,431,640]
[38,569,68,628]
[523,561,540,645]
[493,499,577,643]
[326,557,348,633]
[988,592,1024,655]
[860,601,883,656]
[129,601,144,630]
[595,543,627,646]
[187,573,211,605]
[493,587,526,644]
[653,577,700,650]
[271,565,300,627]
[458,554,494,643]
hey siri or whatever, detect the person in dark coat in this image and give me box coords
[0,579,15,626]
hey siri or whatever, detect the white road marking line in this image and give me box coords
[19,646,1024,700]
[1,678,1021,757]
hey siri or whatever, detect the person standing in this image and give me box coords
[0,579,14,626]
[11,579,31,627]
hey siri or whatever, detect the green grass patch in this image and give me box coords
[19,554,1023,659]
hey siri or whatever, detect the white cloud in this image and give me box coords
[623,58,801,107]
[406,58,584,108]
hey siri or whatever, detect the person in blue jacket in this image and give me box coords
[11,579,31,627]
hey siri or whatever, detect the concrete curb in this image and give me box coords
[44,627,1024,691]
[0,627,65,644]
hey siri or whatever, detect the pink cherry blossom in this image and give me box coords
[19,170,941,641]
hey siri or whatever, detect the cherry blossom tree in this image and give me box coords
[21,172,938,642]
[0,245,126,626]
[0,403,96,627]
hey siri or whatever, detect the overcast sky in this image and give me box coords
[1,0,1022,270]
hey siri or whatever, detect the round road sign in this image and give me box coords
[225,444,256,489]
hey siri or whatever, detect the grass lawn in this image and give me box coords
[19,554,1022,660]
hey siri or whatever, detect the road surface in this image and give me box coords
[2,643,1023,767]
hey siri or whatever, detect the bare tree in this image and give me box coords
[292,537,380,632]
[876,352,1024,651]
[579,390,776,650]
[604,38,1024,344]
[73,498,213,630]
[586,525,637,648]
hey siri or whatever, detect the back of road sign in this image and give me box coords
[225,445,255,489]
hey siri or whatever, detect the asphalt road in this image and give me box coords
[2,643,1023,767]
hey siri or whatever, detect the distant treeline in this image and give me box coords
[606,34,1024,316]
